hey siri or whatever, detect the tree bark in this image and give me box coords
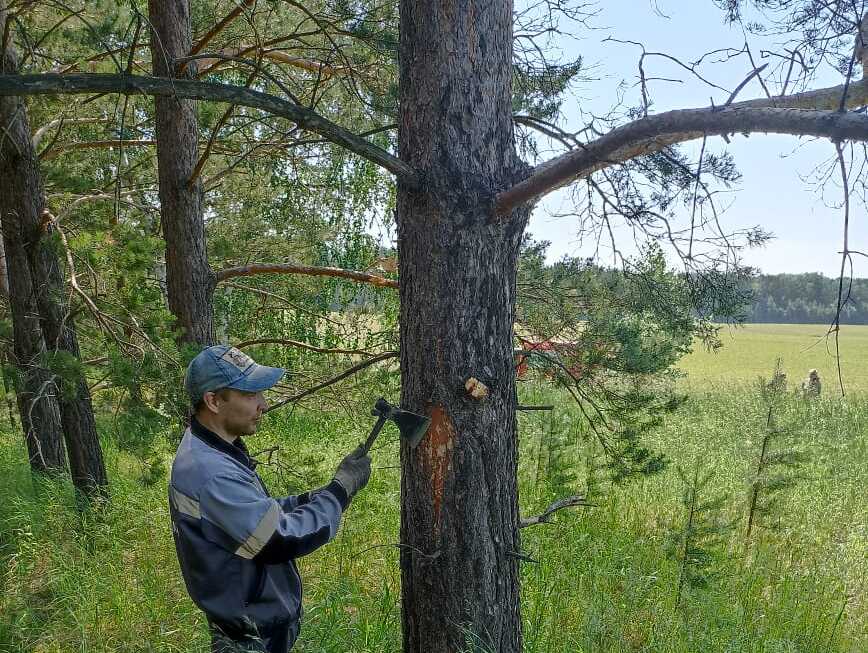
[1,13,107,495]
[397,2,529,651]
[0,216,66,474]
[148,0,214,347]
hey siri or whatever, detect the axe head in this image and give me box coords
[373,398,430,449]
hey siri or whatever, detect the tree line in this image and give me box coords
[746,273,868,324]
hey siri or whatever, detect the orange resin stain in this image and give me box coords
[422,404,456,534]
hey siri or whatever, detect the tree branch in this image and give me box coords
[235,337,380,357]
[265,351,398,412]
[0,73,420,186]
[496,80,868,215]
[195,47,358,79]
[31,116,113,149]
[40,139,155,160]
[216,261,398,289]
[519,495,594,528]
[181,0,256,74]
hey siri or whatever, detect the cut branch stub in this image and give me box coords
[464,376,490,400]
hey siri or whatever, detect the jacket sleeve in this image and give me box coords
[199,473,346,563]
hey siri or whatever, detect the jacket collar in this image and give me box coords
[190,416,257,471]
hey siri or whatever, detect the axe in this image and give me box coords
[360,397,430,455]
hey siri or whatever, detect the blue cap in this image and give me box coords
[185,345,285,405]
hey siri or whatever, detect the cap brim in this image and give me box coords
[226,364,285,393]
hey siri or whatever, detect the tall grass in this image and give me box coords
[1,386,865,652]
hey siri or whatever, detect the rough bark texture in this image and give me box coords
[0,213,66,473]
[397,2,529,651]
[148,0,214,346]
[0,20,96,478]
[28,227,108,496]
[1,19,107,493]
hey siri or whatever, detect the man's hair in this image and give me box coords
[193,387,233,414]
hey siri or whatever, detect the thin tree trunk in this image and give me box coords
[0,11,66,475]
[397,2,529,651]
[1,6,107,496]
[148,0,214,347]
[28,241,109,497]
[0,219,9,297]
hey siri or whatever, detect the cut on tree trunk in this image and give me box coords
[397,2,529,651]
[148,0,214,347]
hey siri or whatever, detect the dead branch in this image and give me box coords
[519,494,594,528]
[39,139,155,160]
[31,116,112,149]
[266,350,398,412]
[235,337,380,357]
[216,261,398,289]
[181,0,256,74]
[195,46,356,78]
[0,73,420,186]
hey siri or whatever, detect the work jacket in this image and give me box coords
[169,418,347,652]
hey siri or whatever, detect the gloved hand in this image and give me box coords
[333,445,372,498]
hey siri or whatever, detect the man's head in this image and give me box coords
[185,346,284,439]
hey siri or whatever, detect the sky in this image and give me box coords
[523,0,868,277]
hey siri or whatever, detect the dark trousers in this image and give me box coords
[209,619,295,653]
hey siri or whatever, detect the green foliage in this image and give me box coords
[517,240,702,483]
[664,463,734,608]
[744,360,808,544]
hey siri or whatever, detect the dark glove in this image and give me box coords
[333,445,372,498]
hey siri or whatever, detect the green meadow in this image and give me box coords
[678,323,868,393]
[1,324,866,652]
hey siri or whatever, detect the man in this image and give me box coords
[169,345,372,652]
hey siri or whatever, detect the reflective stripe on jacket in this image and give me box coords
[169,419,346,651]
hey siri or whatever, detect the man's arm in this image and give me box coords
[199,473,346,564]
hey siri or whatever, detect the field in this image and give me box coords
[0,324,866,652]
[678,323,868,392]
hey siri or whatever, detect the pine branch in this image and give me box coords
[0,73,421,186]
[216,261,398,289]
[265,351,398,412]
[496,93,868,215]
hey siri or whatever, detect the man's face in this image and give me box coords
[205,388,268,438]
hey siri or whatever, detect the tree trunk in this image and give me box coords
[397,2,530,651]
[0,19,67,475]
[148,0,214,347]
[1,12,108,496]
[27,240,109,497]
[0,220,66,474]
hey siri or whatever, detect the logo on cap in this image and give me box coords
[220,347,254,372]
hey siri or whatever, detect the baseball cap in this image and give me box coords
[185,345,285,405]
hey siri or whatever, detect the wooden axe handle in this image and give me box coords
[360,414,388,455]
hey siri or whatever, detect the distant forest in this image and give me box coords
[746,273,868,324]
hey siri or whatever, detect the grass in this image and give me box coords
[1,325,866,652]
[678,323,868,392]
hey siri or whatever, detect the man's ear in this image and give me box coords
[201,391,222,414]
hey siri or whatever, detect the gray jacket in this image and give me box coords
[169,419,347,651]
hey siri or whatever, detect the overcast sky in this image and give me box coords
[524,0,868,277]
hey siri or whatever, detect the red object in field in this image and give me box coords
[515,336,583,379]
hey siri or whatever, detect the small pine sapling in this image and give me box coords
[744,360,807,546]
[664,462,734,609]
